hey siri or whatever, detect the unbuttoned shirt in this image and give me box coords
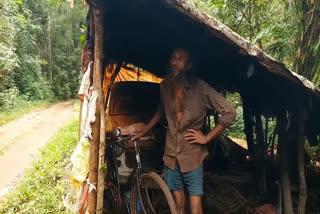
[160,78,236,173]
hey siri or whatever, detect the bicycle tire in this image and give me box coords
[130,171,177,214]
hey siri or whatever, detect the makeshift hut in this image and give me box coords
[77,0,320,213]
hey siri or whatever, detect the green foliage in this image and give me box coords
[0,119,78,213]
[47,2,85,99]
[0,87,22,109]
[225,106,246,139]
[224,93,246,139]
[0,0,86,110]
[0,0,19,92]
[188,0,319,139]
[188,0,304,71]
[306,145,320,161]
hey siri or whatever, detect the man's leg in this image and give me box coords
[190,195,202,214]
[183,164,204,214]
[173,190,186,214]
[164,165,185,214]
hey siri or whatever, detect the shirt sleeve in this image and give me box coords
[201,80,237,128]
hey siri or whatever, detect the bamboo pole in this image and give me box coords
[277,111,293,214]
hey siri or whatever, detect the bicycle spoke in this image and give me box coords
[143,187,156,214]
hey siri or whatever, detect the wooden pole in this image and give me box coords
[255,113,267,198]
[297,108,307,214]
[255,113,265,156]
[92,7,107,214]
[277,111,293,214]
[243,101,255,155]
[88,6,104,214]
[88,101,100,213]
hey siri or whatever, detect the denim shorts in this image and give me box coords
[164,163,203,196]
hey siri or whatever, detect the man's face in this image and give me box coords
[170,49,191,76]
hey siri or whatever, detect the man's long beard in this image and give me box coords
[166,69,189,89]
[166,70,188,123]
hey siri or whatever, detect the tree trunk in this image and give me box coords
[47,15,52,85]
[277,111,293,214]
[248,0,254,41]
[294,0,320,81]
[252,0,263,48]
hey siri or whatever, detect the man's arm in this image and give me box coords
[185,124,225,144]
[185,81,236,144]
[131,104,163,141]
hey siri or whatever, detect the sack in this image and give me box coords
[71,136,90,188]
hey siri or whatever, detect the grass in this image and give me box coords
[72,99,81,112]
[0,118,79,214]
[0,100,53,126]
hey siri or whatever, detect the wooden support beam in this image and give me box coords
[255,113,267,198]
[243,101,255,155]
[88,101,100,213]
[255,113,265,156]
[297,108,307,214]
[92,7,107,214]
[88,6,105,214]
[277,111,293,214]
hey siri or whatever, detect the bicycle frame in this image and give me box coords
[106,136,147,213]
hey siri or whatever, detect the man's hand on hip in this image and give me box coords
[185,129,208,144]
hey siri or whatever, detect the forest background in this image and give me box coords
[0,0,319,133]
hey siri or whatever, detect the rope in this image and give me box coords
[86,178,97,193]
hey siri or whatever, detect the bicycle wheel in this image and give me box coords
[130,171,177,214]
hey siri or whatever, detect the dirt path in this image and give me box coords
[0,100,76,198]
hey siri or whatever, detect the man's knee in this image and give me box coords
[173,190,185,208]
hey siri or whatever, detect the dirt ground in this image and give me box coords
[0,100,76,199]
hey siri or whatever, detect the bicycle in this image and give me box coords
[105,128,177,214]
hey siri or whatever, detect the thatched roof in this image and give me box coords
[165,0,318,91]
[86,0,320,130]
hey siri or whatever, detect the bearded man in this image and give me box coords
[132,48,236,214]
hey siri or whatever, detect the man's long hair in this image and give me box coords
[165,48,196,88]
